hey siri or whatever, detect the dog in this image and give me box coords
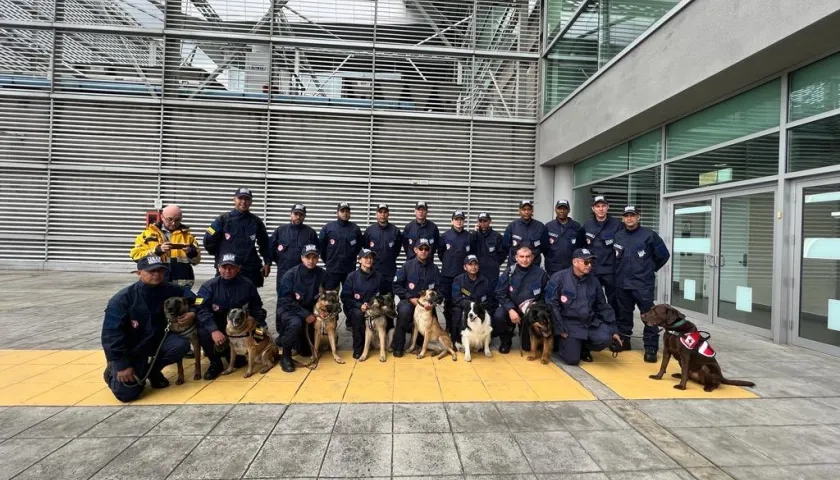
[223,305,279,378]
[313,287,344,365]
[409,290,457,361]
[459,301,492,362]
[360,293,397,362]
[163,297,202,384]
[642,304,756,392]
[523,301,554,364]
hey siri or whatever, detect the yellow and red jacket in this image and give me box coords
[130,223,201,286]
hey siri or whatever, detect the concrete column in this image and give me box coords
[534,164,556,223]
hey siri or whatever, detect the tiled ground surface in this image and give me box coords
[2,271,840,479]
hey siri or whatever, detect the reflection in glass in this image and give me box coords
[799,185,840,347]
[670,200,712,315]
[788,114,840,173]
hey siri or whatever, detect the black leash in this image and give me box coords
[118,323,171,388]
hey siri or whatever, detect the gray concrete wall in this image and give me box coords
[539,0,840,166]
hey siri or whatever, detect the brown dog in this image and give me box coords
[409,290,457,361]
[313,288,344,365]
[163,297,202,384]
[642,304,755,392]
[524,301,554,365]
[224,305,279,378]
[360,293,396,362]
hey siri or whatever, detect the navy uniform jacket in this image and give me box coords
[495,264,550,313]
[393,257,439,300]
[319,219,363,275]
[341,268,382,311]
[204,209,270,271]
[196,275,265,332]
[613,226,670,291]
[102,281,196,371]
[544,218,582,275]
[402,220,441,261]
[269,223,318,279]
[363,222,402,280]
[278,264,326,320]
[503,218,549,267]
[452,273,497,311]
[438,228,472,278]
[576,217,622,276]
[471,228,505,282]
[546,268,616,336]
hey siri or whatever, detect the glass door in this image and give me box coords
[667,189,775,334]
[792,178,840,355]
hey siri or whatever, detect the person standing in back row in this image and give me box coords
[576,195,622,318]
[471,212,505,283]
[319,202,363,291]
[438,210,471,334]
[363,203,402,295]
[544,199,581,277]
[403,201,440,261]
[503,200,548,268]
[268,203,318,295]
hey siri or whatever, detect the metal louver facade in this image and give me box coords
[0,0,540,270]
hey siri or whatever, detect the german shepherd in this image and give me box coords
[360,293,397,362]
[313,287,344,365]
[409,290,457,361]
[224,305,279,378]
[524,301,554,364]
[163,297,202,384]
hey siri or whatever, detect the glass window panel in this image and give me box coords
[627,167,660,230]
[670,199,712,315]
[788,114,840,173]
[543,2,599,112]
[573,142,629,185]
[665,134,779,193]
[799,184,840,347]
[666,80,781,159]
[789,52,840,122]
[628,129,661,170]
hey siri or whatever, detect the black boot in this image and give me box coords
[499,336,512,354]
[149,371,170,389]
[644,348,658,363]
[203,360,224,380]
[280,349,295,373]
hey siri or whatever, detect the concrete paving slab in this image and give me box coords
[168,434,266,480]
[393,403,451,433]
[605,471,694,480]
[514,431,600,473]
[392,433,463,476]
[686,467,737,480]
[88,435,201,480]
[723,424,840,465]
[82,405,177,437]
[0,437,70,480]
[544,401,629,431]
[497,403,568,432]
[245,433,329,478]
[334,403,393,433]
[319,433,392,477]
[454,433,533,475]
[572,430,678,472]
[446,403,509,433]
[146,404,231,435]
[0,406,64,438]
[724,464,840,480]
[15,406,120,438]
[669,427,775,467]
[209,404,286,436]
[14,436,136,480]
[272,403,339,434]
[536,474,608,480]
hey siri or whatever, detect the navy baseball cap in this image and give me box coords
[573,248,597,260]
[477,212,491,221]
[592,195,608,206]
[377,203,389,212]
[464,254,479,265]
[136,255,168,271]
[519,200,534,208]
[357,248,375,259]
[415,201,428,209]
[218,253,239,267]
[291,203,306,214]
[623,205,640,215]
[555,199,570,208]
[234,188,253,199]
[337,202,351,211]
[415,238,431,249]
[452,210,465,220]
[302,244,319,257]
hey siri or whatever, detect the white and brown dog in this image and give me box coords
[459,301,492,362]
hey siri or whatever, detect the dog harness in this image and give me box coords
[228,326,266,342]
[667,329,716,358]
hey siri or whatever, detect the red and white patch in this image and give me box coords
[512,240,518,246]
[680,331,716,358]
[224,233,231,240]
[586,238,591,245]
[509,286,514,292]
[212,304,220,312]
[295,292,301,300]
[446,244,451,250]
[354,293,361,300]
[549,237,555,244]
[369,241,375,247]
[560,295,568,303]
[408,282,415,290]
[329,238,336,245]
[130,319,139,329]
[277,244,284,251]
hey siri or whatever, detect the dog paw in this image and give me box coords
[358,355,368,362]
[526,356,537,362]
[671,373,682,378]
[221,369,234,376]
[451,354,457,361]
[259,367,271,374]
[649,375,662,380]
[464,355,472,362]
[243,372,253,379]
[176,378,185,386]
[673,384,686,390]
[192,373,201,381]
[484,351,492,358]
[334,357,345,364]
[540,358,549,365]
[379,356,386,363]
[416,353,425,360]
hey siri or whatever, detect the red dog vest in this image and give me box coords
[678,331,716,358]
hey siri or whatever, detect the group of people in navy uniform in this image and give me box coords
[102,188,670,402]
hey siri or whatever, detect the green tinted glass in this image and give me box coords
[789,52,840,122]
[629,129,661,169]
[788,114,840,172]
[572,165,661,232]
[573,142,629,185]
[666,80,781,159]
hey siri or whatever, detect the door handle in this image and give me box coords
[739,253,748,267]
[704,254,717,267]
[719,255,726,267]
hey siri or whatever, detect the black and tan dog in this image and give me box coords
[523,301,554,364]
[163,297,202,384]
[409,290,457,361]
[313,287,344,365]
[224,305,279,378]
[360,293,397,362]
[642,304,756,392]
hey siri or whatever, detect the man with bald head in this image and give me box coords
[131,204,201,289]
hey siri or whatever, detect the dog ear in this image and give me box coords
[241,302,249,314]
[667,305,685,322]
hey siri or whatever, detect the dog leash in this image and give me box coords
[118,323,171,388]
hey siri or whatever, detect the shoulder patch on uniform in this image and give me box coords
[206,227,216,235]
[194,298,204,305]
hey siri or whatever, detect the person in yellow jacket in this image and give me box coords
[130,205,201,289]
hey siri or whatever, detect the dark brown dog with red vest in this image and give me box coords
[641,304,755,392]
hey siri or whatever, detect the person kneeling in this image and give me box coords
[546,248,623,365]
